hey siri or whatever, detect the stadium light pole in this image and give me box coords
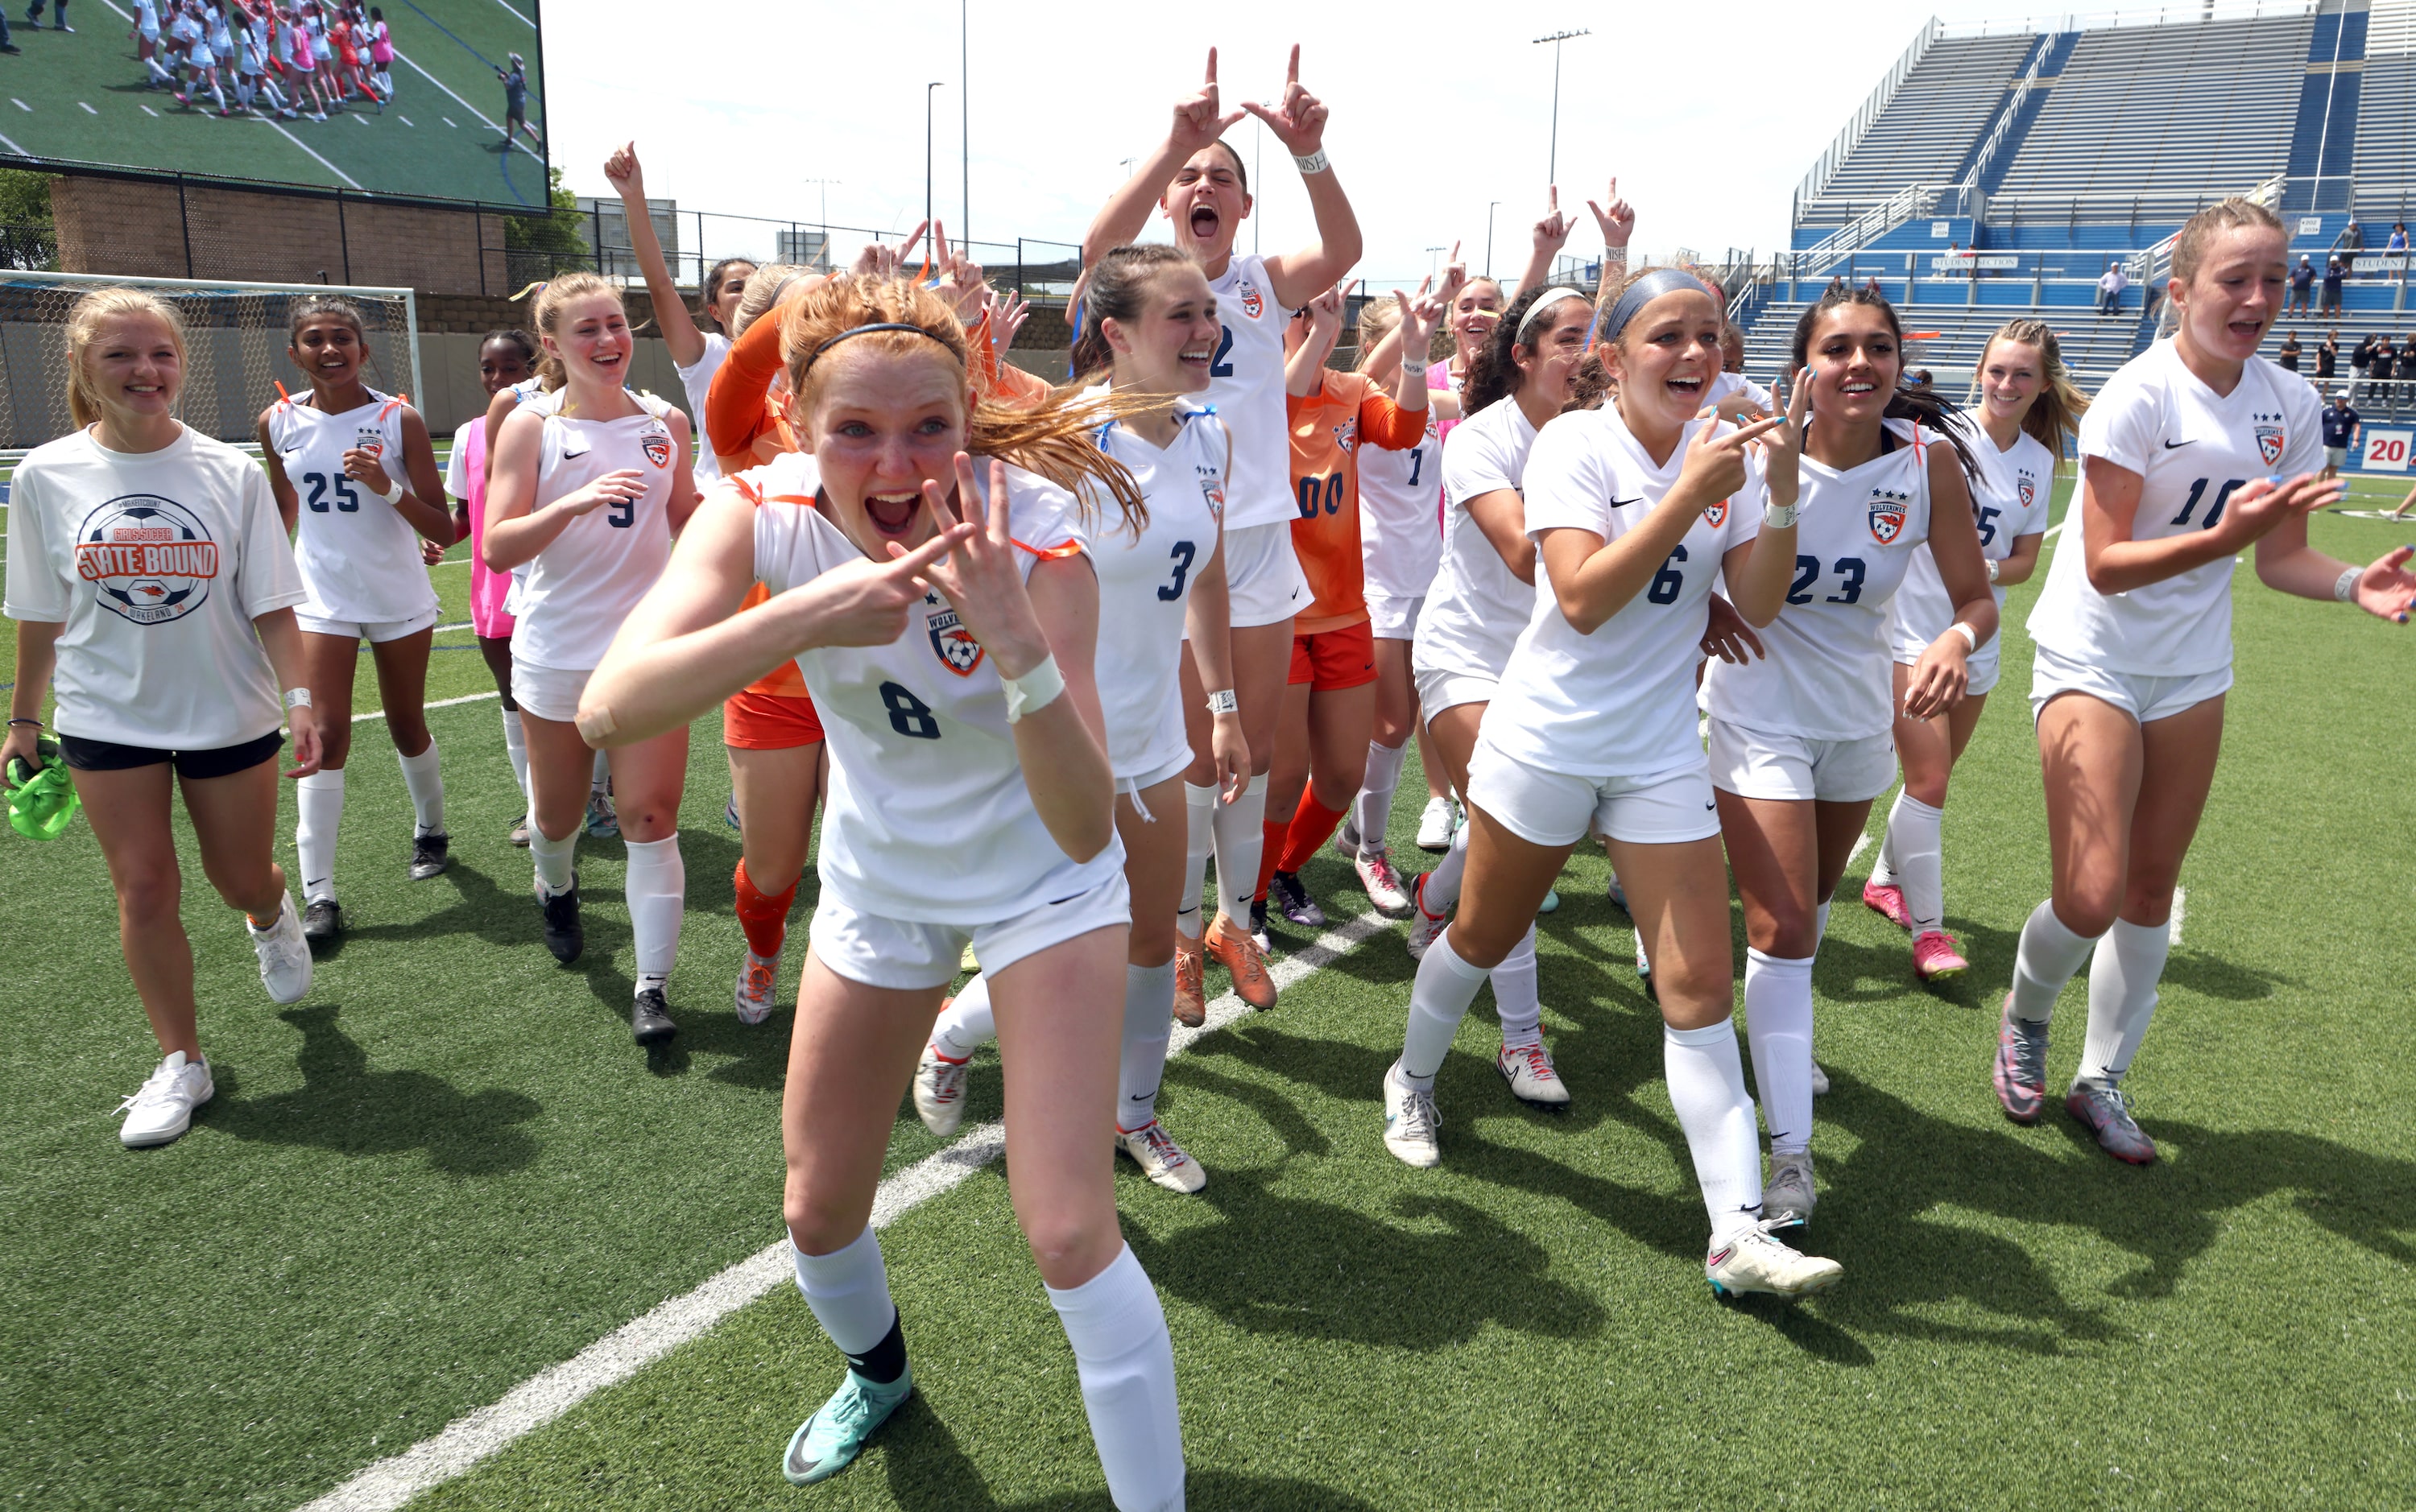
[926,82,944,243]
[961,0,970,250]
[1427,245,1446,279]
[1532,29,1590,186]
[1486,200,1500,278]
[805,179,839,268]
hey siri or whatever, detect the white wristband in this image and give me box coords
[1764,500,1800,529]
[1985,557,2000,584]
[284,687,313,709]
[1949,622,1978,652]
[379,475,405,505]
[1400,357,1430,382]
[1292,148,1330,175]
[1205,688,1239,716]
[2334,564,2361,602]
[1001,653,1065,723]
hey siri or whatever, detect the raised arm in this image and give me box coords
[1517,187,1574,296]
[1082,48,1243,266]
[603,143,707,368]
[1251,47,1363,307]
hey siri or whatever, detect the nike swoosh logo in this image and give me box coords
[1703,800,1716,810]
[1610,496,1646,508]
[2162,439,2195,449]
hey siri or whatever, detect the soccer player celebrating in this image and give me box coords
[1085,45,1362,1018]
[441,328,540,845]
[4,288,319,1148]
[1994,198,2415,1161]
[483,274,700,1046]
[577,275,1185,1504]
[256,295,453,945]
[1864,318,2080,980]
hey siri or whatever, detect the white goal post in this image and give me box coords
[0,270,420,455]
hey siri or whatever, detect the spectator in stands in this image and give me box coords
[2390,223,2410,256]
[2320,390,2360,484]
[1862,275,1884,299]
[1825,275,1847,298]
[2354,332,2376,385]
[2322,255,2345,313]
[2097,259,2127,316]
[2290,256,2315,314]
[2343,221,2364,258]
[2366,334,2397,408]
[2318,328,2339,382]
[2278,331,2301,374]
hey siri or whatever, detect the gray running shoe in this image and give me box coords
[1764,1148,1816,1232]
[1994,1001,2050,1123]
[2066,1077,2155,1164]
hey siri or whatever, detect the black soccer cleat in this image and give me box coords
[301,897,343,947]
[540,880,583,965]
[408,831,451,882]
[631,988,677,1045]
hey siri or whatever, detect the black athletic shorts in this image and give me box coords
[59,728,284,780]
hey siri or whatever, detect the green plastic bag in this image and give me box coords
[5,737,81,841]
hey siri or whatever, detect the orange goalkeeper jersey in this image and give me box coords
[1287,370,1427,634]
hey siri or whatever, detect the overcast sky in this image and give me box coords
[540,0,2058,291]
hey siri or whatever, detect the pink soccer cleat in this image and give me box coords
[1911,929,1968,982]
[1863,878,1911,930]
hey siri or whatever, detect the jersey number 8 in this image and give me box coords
[879,681,941,740]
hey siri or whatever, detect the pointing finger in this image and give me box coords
[1546,184,1558,214]
[1206,45,1216,85]
[1286,42,1299,86]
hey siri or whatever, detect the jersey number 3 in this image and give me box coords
[1158,541,1198,601]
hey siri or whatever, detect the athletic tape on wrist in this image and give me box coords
[1003,653,1066,723]
[2334,565,2361,601]
[283,687,312,709]
[1204,688,1239,716]
[1293,148,1330,175]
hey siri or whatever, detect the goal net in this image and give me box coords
[0,271,420,453]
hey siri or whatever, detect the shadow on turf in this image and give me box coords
[205,1006,540,1175]
[873,1394,1380,1510]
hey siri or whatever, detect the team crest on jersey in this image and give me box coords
[1867,487,1911,544]
[1198,469,1226,519]
[1237,279,1264,320]
[354,427,384,458]
[924,592,983,676]
[2253,411,2285,467]
[1704,500,1728,528]
[1333,415,1359,453]
[639,423,673,469]
[2017,470,2037,510]
[72,494,219,626]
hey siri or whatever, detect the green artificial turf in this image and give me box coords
[4,497,2414,1510]
[0,0,549,207]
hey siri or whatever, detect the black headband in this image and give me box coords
[804,322,949,375]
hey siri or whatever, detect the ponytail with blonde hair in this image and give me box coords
[781,275,1151,535]
[64,287,187,429]
[731,262,816,340]
[532,271,619,391]
[1980,318,2089,469]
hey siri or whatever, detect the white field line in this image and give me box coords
[79,101,98,115]
[1848,832,1872,868]
[483,0,536,26]
[10,99,30,113]
[2168,885,2186,945]
[393,48,540,164]
[0,129,23,155]
[258,113,365,188]
[295,908,1392,1512]
[351,689,497,724]
[2043,521,2064,541]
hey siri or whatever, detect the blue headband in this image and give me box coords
[1588,268,1713,347]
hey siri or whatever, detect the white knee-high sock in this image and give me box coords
[1885,792,1945,932]
[1744,949,1817,1153]
[1423,821,1470,914]
[500,706,529,800]
[1491,926,1541,1047]
[2010,899,2100,1023]
[1119,961,1176,1130]
[791,1227,899,1360]
[295,768,344,902]
[2079,917,2169,1086]
[1208,773,1266,923]
[1815,899,1831,948]
[396,740,445,835]
[1870,812,1899,887]
[1352,739,1408,855]
[529,822,576,894]
[1177,782,1216,939]
[1398,928,1490,1086]
[590,748,611,793]
[933,973,995,1059]
[623,835,684,986]
[1665,1018,1764,1246]
[1044,1245,1185,1512]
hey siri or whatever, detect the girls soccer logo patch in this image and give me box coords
[1198,471,1226,519]
[2017,472,2037,510]
[640,425,674,469]
[73,494,219,626]
[1867,486,1911,545]
[923,592,983,676]
[1238,280,1264,320]
[353,427,385,458]
[1704,500,1728,528]
[2254,416,2286,468]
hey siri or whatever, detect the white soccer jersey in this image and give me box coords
[509,399,682,670]
[1203,254,1292,532]
[1356,403,1445,599]
[1705,418,1937,741]
[3,426,307,751]
[1709,371,1776,414]
[1890,418,2052,662]
[1092,410,1227,780]
[748,450,1126,924]
[1414,396,1538,684]
[267,390,437,627]
[134,0,159,39]
[673,332,730,489]
[2030,340,2321,677]
[1488,407,1764,778]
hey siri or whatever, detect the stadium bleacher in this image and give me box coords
[1732,0,2416,414]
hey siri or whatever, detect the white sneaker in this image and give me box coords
[1809,1061,1831,1097]
[1705,1221,1844,1300]
[118,1051,213,1147]
[1381,1063,1442,1167]
[1496,1039,1570,1107]
[734,950,779,1025]
[1415,795,1455,852]
[246,894,312,1004]
[1115,1120,1206,1193]
[1355,847,1413,918]
[913,1044,970,1137]
[1405,872,1450,960]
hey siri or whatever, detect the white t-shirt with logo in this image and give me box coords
[1890,418,2052,664]
[2030,340,2320,676]
[4,426,306,750]
[1415,396,1538,685]
[748,451,1125,924]
[1203,253,1292,531]
[1704,418,1937,741]
[1488,407,1764,777]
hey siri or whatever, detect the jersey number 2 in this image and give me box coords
[1209,327,1235,378]
[879,681,941,740]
